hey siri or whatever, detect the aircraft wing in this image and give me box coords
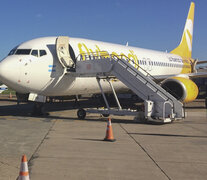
[197,61,207,65]
[187,72,207,78]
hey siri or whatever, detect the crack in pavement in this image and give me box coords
[22,119,57,178]
[29,120,57,164]
[119,123,171,180]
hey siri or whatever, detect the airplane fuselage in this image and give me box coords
[0,37,193,97]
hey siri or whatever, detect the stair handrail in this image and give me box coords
[76,51,110,61]
[110,54,159,82]
[110,54,181,101]
[110,54,183,117]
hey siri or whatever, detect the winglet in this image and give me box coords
[171,2,195,58]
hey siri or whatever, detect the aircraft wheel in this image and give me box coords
[32,102,45,116]
[102,114,109,117]
[131,95,138,101]
[77,109,86,119]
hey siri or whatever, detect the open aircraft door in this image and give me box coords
[56,36,75,68]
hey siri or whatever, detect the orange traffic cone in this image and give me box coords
[104,118,116,142]
[18,155,30,180]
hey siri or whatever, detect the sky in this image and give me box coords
[0,0,206,61]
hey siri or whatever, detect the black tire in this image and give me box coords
[131,95,138,101]
[102,114,109,117]
[77,109,86,119]
[32,103,44,116]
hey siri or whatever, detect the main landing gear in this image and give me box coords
[32,102,46,116]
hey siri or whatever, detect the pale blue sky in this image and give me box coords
[0,0,206,60]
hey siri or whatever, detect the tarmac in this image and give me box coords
[0,96,206,180]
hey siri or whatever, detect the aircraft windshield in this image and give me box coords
[8,47,47,57]
[8,46,18,55]
[15,49,31,55]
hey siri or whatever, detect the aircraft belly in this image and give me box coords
[67,77,128,95]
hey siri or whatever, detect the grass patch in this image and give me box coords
[1,88,16,95]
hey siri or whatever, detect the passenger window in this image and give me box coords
[40,50,47,57]
[31,50,38,57]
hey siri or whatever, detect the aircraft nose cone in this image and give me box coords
[0,57,20,87]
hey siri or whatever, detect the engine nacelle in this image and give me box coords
[161,77,198,103]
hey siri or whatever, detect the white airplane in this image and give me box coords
[0,2,205,116]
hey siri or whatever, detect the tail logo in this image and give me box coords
[170,2,195,58]
[185,19,193,52]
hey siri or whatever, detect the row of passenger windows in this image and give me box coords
[8,48,47,57]
[137,60,190,68]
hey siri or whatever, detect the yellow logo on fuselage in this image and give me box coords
[77,43,139,69]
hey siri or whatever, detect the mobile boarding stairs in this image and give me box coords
[72,52,185,123]
[57,45,184,123]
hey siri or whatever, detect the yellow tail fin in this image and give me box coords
[171,2,195,58]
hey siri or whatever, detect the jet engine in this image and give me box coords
[161,77,198,103]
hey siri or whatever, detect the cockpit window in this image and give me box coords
[8,47,47,57]
[8,47,18,55]
[15,49,31,55]
[31,50,38,57]
[40,50,47,57]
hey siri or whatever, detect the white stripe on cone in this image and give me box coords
[18,155,30,180]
